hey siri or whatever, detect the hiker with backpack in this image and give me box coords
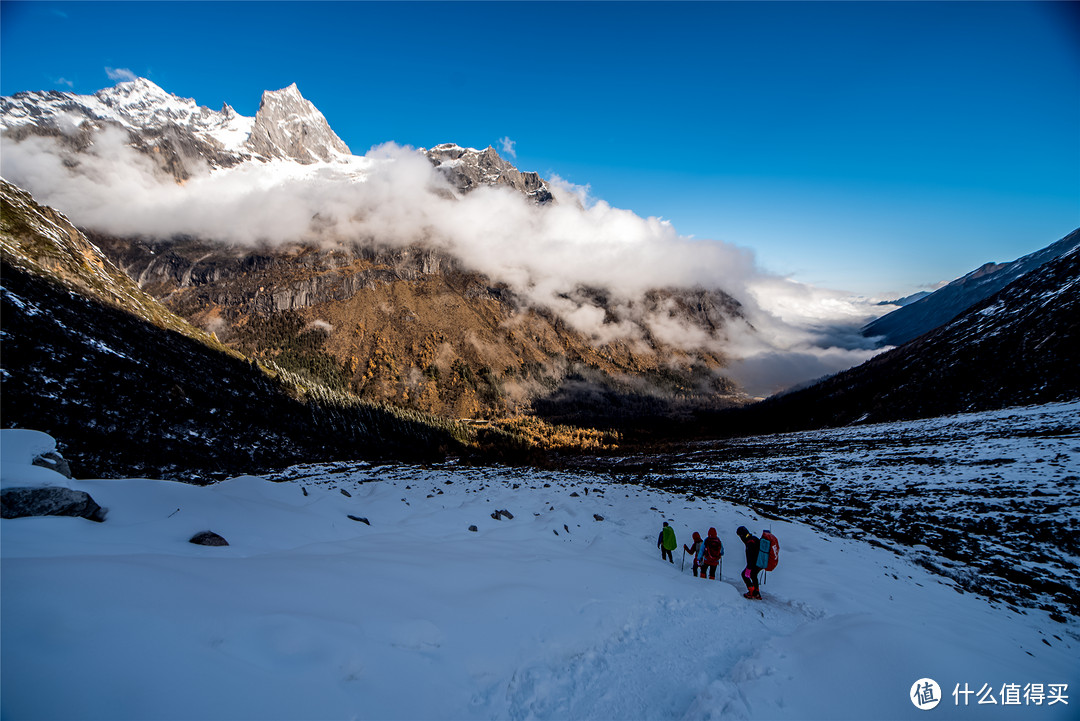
[658,522,677,563]
[683,531,703,576]
[698,527,723,579]
[737,526,779,599]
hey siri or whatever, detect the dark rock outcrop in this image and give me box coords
[1,487,106,522]
[425,144,553,204]
[189,530,229,546]
[31,451,73,479]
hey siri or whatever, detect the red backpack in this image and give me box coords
[757,530,780,571]
[703,536,723,563]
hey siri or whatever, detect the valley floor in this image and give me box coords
[1,404,1078,720]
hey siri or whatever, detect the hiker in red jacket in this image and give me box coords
[683,531,703,576]
[699,527,723,580]
[737,526,762,599]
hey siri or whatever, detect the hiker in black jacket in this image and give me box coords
[737,526,762,600]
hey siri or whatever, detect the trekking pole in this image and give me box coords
[681,548,685,572]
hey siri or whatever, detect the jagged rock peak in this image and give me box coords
[261,83,305,104]
[424,143,553,204]
[245,83,351,164]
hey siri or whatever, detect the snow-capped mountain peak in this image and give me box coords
[2,78,560,198]
[0,78,354,170]
[95,77,173,108]
[91,77,222,134]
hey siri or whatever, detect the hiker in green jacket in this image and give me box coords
[657,521,677,563]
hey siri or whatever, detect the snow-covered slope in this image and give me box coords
[2,413,1076,720]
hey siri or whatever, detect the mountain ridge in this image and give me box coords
[0,78,752,420]
[697,243,1080,437]
[0,178,476,479]
[863,228,1080,347]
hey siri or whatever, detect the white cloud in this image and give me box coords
[105,67,137,83]
[0,132,891,395]
[53,77,75,89]
[498,136,516,159]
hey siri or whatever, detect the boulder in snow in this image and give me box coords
[1,486,106,522]
[32,451,73,479]
[189,531,229,546]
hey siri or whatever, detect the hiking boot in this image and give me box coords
[743,591,756,599]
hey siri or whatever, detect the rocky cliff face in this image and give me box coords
[244,84,352,163]
[86,230,747,420]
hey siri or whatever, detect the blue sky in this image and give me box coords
[2,0,1077,296]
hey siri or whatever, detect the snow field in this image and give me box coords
[1,430,1077,720]
[639,401,1080,620]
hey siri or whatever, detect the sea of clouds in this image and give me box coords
[0,128,890,396]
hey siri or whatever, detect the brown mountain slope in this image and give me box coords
[89,232,749,421]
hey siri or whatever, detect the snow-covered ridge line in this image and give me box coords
[1,77,351,165]
[1,78,252,153]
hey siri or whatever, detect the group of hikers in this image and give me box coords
[657,522,778,600]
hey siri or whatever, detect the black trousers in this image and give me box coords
[661,547,673,562]
[742,566,760,590]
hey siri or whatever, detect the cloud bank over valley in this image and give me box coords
[0,121,890,396]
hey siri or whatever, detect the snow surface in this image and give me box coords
[0,429,71,491]
[618,401,1080,621]
[1,421,1077,720]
